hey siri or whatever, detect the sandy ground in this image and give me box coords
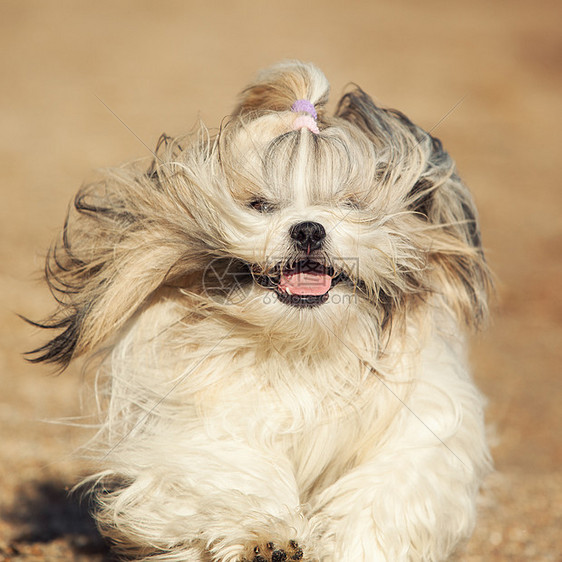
[1,1,561,560]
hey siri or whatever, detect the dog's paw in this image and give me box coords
[242,540,304,562]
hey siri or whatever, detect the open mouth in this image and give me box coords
[255,259,344,308]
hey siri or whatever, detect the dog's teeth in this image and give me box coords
[285,288,292,295]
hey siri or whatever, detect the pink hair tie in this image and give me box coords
[291,99,318,119]
[291,99,320,134]
[292,115,320,134]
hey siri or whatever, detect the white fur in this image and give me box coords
[34,61,492,561]
[87,293,489,561]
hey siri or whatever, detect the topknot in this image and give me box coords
[234,60,330,119]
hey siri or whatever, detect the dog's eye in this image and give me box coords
[249,199,275,213]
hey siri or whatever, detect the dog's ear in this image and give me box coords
[337,89,492,328]
[25,154,215,370]
[233,60,330,119]
[413,164,493,329]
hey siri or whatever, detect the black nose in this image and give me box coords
[289,221,326,252]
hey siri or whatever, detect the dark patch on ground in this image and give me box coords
[1,479,114,561]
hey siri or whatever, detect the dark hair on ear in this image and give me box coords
[336,87,397,138]
[336,87,493,328]
[23,192,113,369]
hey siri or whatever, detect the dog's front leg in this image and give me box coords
[309,386,490,561]
[96,434,317,562]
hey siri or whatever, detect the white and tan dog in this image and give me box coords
[30,61,492,561]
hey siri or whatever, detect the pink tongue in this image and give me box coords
[278,271,332,296]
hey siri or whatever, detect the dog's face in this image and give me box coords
[29,62,491,367]
[200,114,416,322]
[173,97,489,343]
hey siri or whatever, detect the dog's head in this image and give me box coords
[29,61,491,367]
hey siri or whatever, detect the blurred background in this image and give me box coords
[1,1,560,560]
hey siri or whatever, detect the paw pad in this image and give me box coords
[244,539,304,562]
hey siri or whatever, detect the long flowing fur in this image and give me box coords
[29,61,492,561]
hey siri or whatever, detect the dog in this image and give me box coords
[29,61,492,561]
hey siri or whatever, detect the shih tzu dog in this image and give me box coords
[29,61,492,561]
